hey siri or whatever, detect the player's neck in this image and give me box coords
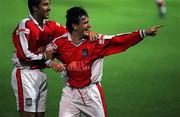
[32,14,44,28]
[71,32,84,45]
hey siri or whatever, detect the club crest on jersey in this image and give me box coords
[82,48,88,58]
[26,98,32,107]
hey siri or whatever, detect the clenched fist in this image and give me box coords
[49,61,66,72]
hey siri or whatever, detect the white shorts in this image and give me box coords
[11,67,47,112]
[59,83,107,117]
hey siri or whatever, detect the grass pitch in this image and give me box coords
[0,0,180,117]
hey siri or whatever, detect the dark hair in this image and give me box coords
[66,7,88,33]
[28,0,42,14]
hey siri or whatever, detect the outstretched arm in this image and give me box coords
[93,25,162,57]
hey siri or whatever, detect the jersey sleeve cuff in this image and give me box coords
[42,53,47,60]
[45,59,53,67]
[140,30,147,38]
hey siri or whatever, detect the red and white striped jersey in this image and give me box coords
[48,31,144,88]
[12,15,67,69]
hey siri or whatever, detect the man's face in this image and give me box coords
[37,0,51,19]
[76,16,91,37]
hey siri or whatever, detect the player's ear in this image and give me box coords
[72,23,78,31]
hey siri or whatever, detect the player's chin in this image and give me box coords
[84,32,89,37]
[44,13,50,19]
[45,15,49,19]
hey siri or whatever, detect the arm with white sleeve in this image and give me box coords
[12,20,53,67]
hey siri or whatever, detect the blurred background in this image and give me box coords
[0,0,180,117]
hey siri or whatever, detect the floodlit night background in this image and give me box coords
[0,0,180,117]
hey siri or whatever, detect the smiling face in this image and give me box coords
[36,0,51,19]
[75,16,91,37]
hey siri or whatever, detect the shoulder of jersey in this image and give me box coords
[46,20,64,26]
[52,33,69,43]
[17,18,31,34]
[19,17,31,26]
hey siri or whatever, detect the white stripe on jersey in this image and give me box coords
[53,33,69,42]
[90,58,104,84]
[49,33,69,50]
[16,28,30,35]
[99,31,143,40]
[18,18,44,60]
[99,31,140,39]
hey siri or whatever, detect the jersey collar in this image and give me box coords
[29,14,47,30]
[67,33,86,46]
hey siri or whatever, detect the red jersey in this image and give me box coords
[49,31,144,88]
[12,15,67,69]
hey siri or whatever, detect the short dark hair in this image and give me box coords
[66,7,88,33]
[28,0,42,14]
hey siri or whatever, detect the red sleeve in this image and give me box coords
[49,21,68,39]
[94,31,143,57]
[12,21,44,61]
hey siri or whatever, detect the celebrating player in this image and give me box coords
[46,6,162,117]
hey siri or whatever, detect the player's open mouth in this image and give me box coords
[84,29,89,33]
[84,29,89,35]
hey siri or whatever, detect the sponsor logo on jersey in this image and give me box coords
[67,61,90,71]
[82,48,88,58]
[26,98,32,107]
